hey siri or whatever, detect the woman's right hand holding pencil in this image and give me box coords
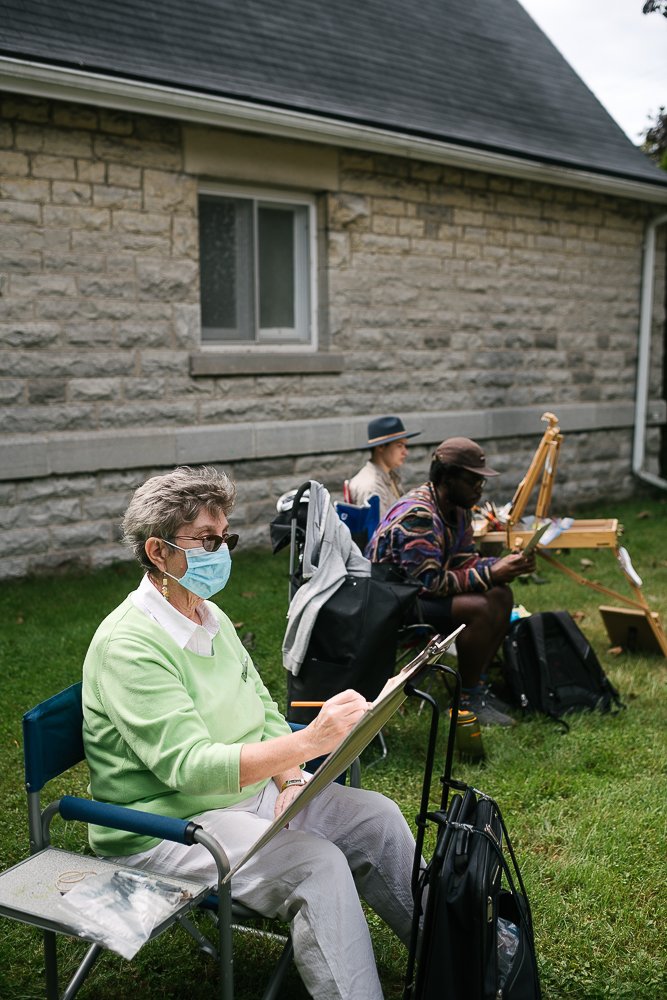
[304,690,370,755]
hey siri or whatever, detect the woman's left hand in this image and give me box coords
[274,778,310,820]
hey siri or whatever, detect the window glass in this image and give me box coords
[199,195,254,342]
[259,206,295,331]
[199,193,312,346]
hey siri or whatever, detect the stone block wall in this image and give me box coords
[0,424,640,581]
[0,93,664,579]
[328,153,660,412]
[0,94,200,439]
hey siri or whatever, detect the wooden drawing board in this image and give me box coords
[599,605,667,656]
[222,625,466,883]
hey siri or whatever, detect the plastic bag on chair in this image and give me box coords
[57,868,191,959]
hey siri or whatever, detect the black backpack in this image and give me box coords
[502,611,625,727]
[412,786,541,1000]
[404,665,541,1000]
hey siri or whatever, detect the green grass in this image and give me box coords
[1,496,666,999]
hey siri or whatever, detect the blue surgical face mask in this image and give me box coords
[162,540,232,599]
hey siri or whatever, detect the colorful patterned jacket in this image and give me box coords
[365,481,498,596]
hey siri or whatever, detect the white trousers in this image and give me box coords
[112,780,418,1000]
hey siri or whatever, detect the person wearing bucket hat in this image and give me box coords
[348,416,421,518]
[366,436,536,726]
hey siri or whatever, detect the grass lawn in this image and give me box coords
[0,495,666,999]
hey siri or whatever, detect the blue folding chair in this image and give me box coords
[335,493,381,550]
[0,682,297,1000]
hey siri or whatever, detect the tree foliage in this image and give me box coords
[642,1,667,16]
[642,107,667,170]
[640,4,666,167]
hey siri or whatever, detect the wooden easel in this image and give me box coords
[505,411,563,530]
[478,412,667,658]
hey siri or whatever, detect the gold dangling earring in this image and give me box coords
[162,575,169,600]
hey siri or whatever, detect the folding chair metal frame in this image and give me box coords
[0,682,293,1000]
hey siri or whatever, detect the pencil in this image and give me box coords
[290,700,325,707]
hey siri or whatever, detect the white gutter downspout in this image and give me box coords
[633,211,667,490]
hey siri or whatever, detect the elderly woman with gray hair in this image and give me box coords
[82,465,417,1000]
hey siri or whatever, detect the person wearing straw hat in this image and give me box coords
[348,415,421,518]
[367,437,536,726]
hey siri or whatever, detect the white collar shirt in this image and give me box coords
[131,573,220,656]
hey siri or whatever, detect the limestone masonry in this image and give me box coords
[0,95,664,578]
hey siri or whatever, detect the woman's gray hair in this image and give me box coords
[122,466,237,572]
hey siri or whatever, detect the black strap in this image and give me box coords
[525,613,570,729]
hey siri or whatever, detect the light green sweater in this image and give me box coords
[82,596,291,856]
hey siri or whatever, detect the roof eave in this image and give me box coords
[2,56,666,205]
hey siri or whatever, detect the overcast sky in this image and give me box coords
[516,0,667,143]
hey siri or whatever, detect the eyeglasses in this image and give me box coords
[170,532,239,552]
[454,470,487,489]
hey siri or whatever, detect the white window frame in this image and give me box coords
[198,183,319,352]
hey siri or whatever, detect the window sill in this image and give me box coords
[189,352,345,376]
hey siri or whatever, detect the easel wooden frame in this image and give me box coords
[486,411,667,658]
[480,413,620,550]
[505,411,563,530]
[537,549,667,657]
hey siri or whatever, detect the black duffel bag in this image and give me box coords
[286,562,420,723]
[412,786,541,1000]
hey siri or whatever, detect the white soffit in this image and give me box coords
[2,57,667,205]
